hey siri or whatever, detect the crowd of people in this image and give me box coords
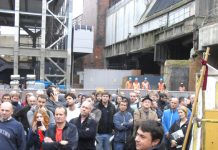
[0,85,194,150]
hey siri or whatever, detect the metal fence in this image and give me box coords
[0,89,194,101]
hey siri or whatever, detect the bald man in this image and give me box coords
[70,100,97,150]
[0,102,26,150]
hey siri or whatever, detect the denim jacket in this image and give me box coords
[113,111,133,143]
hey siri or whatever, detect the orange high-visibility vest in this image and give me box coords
[158,82,165,91]
[125,81,133,89]
[142,82,150,91]
[133,81,140,90]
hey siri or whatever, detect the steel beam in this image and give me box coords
[40,0,46,81]
[66,0,73,89]
[14,0,19,75]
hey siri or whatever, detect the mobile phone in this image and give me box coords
[37,121,42,127]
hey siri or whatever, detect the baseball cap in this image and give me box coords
[141,95,153,102]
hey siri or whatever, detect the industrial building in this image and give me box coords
[104,0,218,90]
[0,0,93,89]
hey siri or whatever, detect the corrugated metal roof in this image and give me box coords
[147,0,183,16]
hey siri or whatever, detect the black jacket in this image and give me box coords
[169,119,191,150]
[42,122,78,150]
[70,115,97,150]
[14,105,31,132]
[97,101,116,134]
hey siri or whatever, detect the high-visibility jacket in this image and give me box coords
[133,81,140,90]
[125,81,133,89]
[158,82,165,91]
[141,81,150,91]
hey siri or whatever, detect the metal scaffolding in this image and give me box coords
[0,0,73,89]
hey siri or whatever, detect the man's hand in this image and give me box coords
[44,137,53,143]
[60,140,68,145]
[171,140,177,147]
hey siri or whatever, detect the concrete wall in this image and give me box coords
[83,69,141,89]
[199,23,218,50]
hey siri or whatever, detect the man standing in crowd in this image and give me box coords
[129,91,140,111]
[42,106,78,150]
[10,91,22,114]
[134,96,158,135]
[0,102,26,150]
[162,97,179,149]
[70,100,97,150]
[135,120,164,150]
[96,91,116,150]
[113,99,133,150]
[65,92,80,122]
[46,85,66,114]
[14,95,37,133]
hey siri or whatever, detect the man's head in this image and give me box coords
[101,91,110,104]
[46,86,58,100]
[27,95,37,107]
[1,102,14,120]
[179,96,187,106]
[70,88,76,94]
[135,120,164,150]
[95,92,102,102]
[119,100,128,112]
[1,93,11,103]
[10,91,20,103]
[141,96,152,110]
[170,97,179,110]
[80,100,93,118]
[55,106,67,124]
[65,92,76,107]
[37,94,47,108]
[130,92,137,103]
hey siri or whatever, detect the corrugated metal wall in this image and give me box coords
[106,0,147,46]
[106,0,195,46]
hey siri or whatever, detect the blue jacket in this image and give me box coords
[162,108,179,135]
[0,118,26,150]
[113,111,133,143]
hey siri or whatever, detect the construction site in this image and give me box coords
[0,0,218,149]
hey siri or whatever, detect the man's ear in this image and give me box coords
[151,139,160,147]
